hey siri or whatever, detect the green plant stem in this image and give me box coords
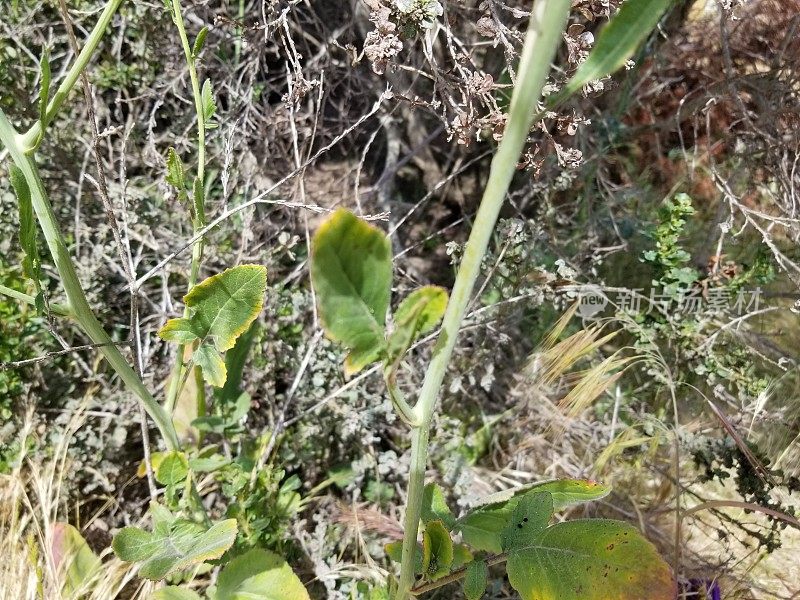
[19,0,125,151]
[395,1,570,597]
[194,365,206,445]
[384,370,423,427]
[0,110,181,451]
[164,0,208,415]
[0,284,71,317]
[170,0,206,192]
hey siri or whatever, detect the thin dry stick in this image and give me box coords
[286,65,318,327]
[682,500,800,530]
[0,342,127,370]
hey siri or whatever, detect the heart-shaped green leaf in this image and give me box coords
[310,209,392,375]
[154,451,189,486]
[159,265,267,386]
[161,265,267,352]
[113,517,237,581]
[456,479,610,552]
[214,548,310,600]
[504,519,676,600]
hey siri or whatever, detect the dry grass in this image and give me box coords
[0,408,149,600]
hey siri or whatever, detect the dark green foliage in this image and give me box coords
[693,437,800,552]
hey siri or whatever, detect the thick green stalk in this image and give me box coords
[1,111,180,450]
[164,0,208,415]
[395,1,570,597]
[19,0,125,150]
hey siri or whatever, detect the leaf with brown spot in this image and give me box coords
[503,519,676,600]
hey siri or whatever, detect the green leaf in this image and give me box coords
[51,523,102,595]
[310,209,392,375]
[385,542,423,575]
[474,478,611,511]
[556,0,672,101]
[456,479,610,553]
[155,451,189,486]
[421,520,453,581]
[189,452,230,472]
[158,265,267,387]
[388,286,447,358]
[455,510,507,554]
[166,147,186,191]
[192,26,208,58]
[201,79,216,125]
[393,286,447,337]
[194,344,227,387]
[113,517,237,581]
[150,503,176,531]
[38,48,51,127]
[499,491,554,552]
[215,322,258,406]
[229,391,252,422]
[11,165,45,314]
[421,483,455,530]
[385,286,447,381]
[451,544,473,570]
[137,451,165,478]
[214,548,310,600]
[113,527,161,563]
[153,588,203,600]
[191,416,226,434]
[463,559,487,600]
[163,265,267,352]
[159,319,198,344]
[367,585,391,600]
[504,519,676,600]
[192,176,205,223]
[327,464,357,488]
